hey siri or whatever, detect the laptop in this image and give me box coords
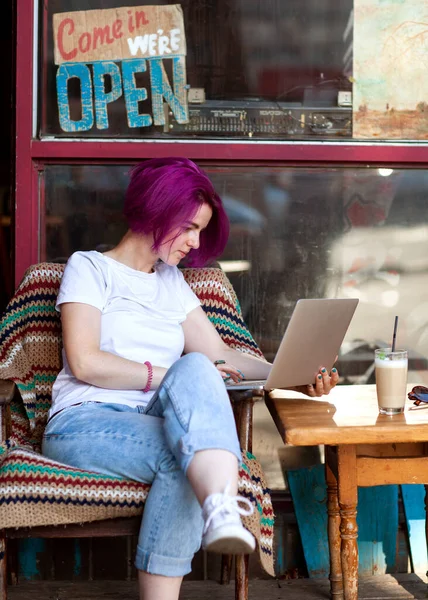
[226,298,359,391]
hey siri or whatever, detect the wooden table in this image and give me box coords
[265,384,428,600]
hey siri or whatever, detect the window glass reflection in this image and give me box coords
[41,0,353,140]
[44,164,428,383]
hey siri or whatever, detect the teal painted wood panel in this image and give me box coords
[287,465,330,578]
[287,465,398,578]
[401,484,428,574]
[357,485,398,576]
[74,539,82,576]
[18,538,85,580]
[18,539,46,580]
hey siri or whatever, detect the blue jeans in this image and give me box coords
[42,352,241,577]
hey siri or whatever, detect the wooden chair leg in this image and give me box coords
[6,540,17,588]
[219,391,256,592]
[235,554,249,600]
[220,396,245,587]
[220,554,233,584]
[232,394,254,600]
[326,448,344,600]
[0,532,7,600]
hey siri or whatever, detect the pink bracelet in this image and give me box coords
[143,361,153,393]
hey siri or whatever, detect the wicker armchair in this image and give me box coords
[0,263,274,600]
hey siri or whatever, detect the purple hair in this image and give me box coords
[123,157,229,267]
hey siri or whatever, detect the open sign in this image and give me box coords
[53,5,188,133]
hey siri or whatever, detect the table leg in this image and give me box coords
[326,448,344,600]
[337,445,358,600]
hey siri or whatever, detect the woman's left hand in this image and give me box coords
[214,360,245,383]
[295,366,339,398]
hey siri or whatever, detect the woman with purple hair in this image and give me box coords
[42,157,338,600]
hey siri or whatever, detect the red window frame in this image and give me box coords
[15,0,428,285]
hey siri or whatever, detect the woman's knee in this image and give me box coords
[156,351,233,428]
[166,352,223,390]
[179,352,216,372]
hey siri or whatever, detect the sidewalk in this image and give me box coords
[7,574,428,599]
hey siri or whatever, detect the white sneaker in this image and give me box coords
[202,484,256,554]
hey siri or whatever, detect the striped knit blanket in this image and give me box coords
[0,263,274,576]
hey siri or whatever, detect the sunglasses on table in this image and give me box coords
[408,386,428,406]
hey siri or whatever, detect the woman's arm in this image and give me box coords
[182,305,339,396]
[182,305,272,380]
[60,303,166,390]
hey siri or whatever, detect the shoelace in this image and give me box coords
[203,483,254,535]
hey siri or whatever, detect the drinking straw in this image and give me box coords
[391,315,398,352]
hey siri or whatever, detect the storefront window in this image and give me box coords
[43,164,428,382]
[40,0,354,140]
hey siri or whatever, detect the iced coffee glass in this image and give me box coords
[375,348,408,415]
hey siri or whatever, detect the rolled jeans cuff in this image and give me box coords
[178,428,242,474]
[135,545,193,577]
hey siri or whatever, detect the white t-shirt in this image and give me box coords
[49,251,200,418]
